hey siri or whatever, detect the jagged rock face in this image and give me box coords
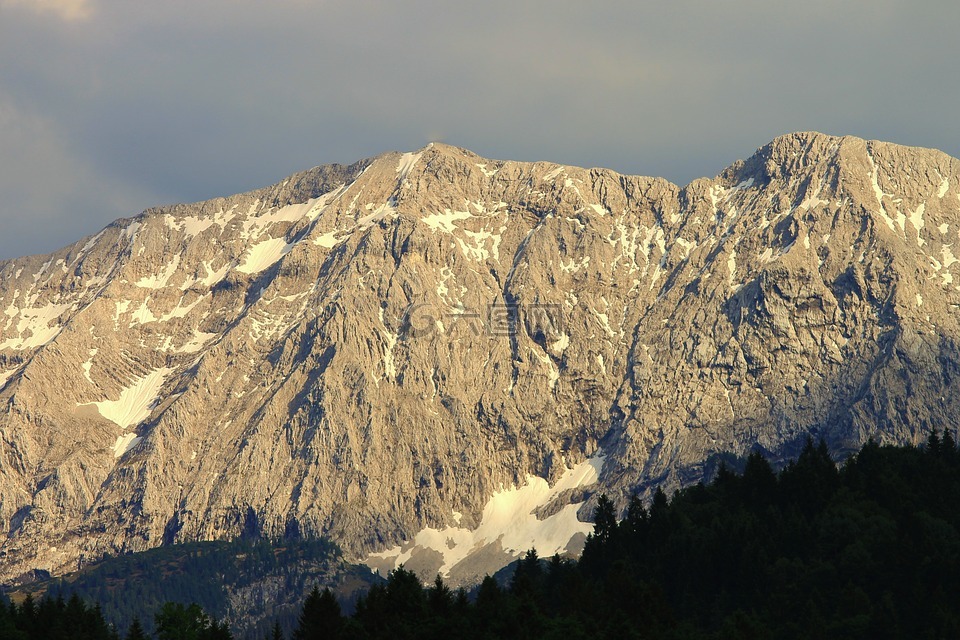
[1,133,959,584]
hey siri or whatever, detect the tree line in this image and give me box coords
[4,431,960,639]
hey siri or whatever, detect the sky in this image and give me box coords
[1,0,959,260]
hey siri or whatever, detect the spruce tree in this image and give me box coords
[928,428,943,456]
[626,494,648,535]
[270,621,283,640]
[592,494,617,542]
[427,575,453,616]
[155,602,209,640]
[293,586,342,640]
[125,618,148,640]
[942,428,957,457]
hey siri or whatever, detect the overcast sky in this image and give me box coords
[1,0,958,260]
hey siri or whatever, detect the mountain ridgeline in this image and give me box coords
[1,132,959,585]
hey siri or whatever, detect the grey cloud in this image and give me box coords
[0,0,93,22]
[1,0,959,259]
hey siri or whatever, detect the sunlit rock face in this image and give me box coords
[2,133,960,584]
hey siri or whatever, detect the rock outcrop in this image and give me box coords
[1,133,959,584]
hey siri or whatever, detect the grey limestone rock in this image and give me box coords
[1,133,958,584]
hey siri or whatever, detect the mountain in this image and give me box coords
[1,132,959,586]
[11,537,378,639]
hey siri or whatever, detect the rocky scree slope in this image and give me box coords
[1,132,959,584]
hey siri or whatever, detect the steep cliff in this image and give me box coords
[1,133,958,584]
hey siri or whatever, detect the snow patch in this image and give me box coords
[358,200,397,228]
[675,238,697,260]
[799,195,829,210]
[942,245,958,270]
[422,209,473,234]
[592,309,615,338]
[559,256,590,273]
[113,300,132,324]
[200,261,231,288]
[476,163,498,178]
[940,245,958,286]
[866,151,906,232]
[459,227,501,262]
[249,309,289,343]
[112,433,141,459]
[550,333,570,355]
[181,216,215,237]
[314,231,346,248]
[135,255,181,289]
[938,179,950,199]
[158,296,206,323]
[366,453,605,579]
[236,237,294,274]
[867,153,885,206]
[128,300,158,326]
[909,203,926,245]
[436,267,453,303]
[379,308,398,380]
[396,151,422,180]
[122,221,140,242]
[588,204,608,217]
[0,302,72,350]
[82,348,98,383]
[563,177,582,197]
[708,185,726,216]
[542,166,565,182]
[240,199,319,240]
[80,232,104,254]
[0,367,18,390]
[531,348,560,389]
[88,367,174,430]
[165,213,217,238]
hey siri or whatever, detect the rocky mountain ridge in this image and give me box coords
[1,132,959,584]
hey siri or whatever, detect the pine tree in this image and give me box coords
[509,548,546,616]
[0,596,14,640]
[293,586,342,640]
[125,618,148,640]
[475,575,502,612]
[270,621,283,640]
[427,575,453,616]
[592,494,617,542]
[453,587,469,616]
[942,428,957,458]
[155,602,209,640]
[204,619,234,640]
[16,594,37,639]
[928,428,943,456]
[626,494,648,536]
[649,487,669,520]
[742,450,777,505]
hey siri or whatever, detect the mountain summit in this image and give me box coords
[1,133,959,584]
